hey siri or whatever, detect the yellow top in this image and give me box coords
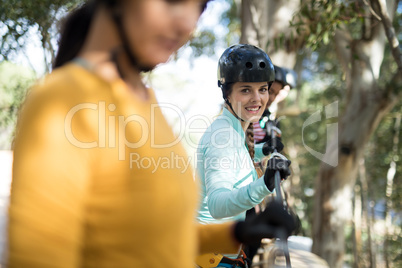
[8,63,238,268]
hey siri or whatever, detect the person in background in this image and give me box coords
[7,1,296,268]
[253,65,297,144]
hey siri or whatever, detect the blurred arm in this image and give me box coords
[8,91,93,268]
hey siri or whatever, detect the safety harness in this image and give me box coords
[196,250,250,268]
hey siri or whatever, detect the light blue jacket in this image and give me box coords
[196,108,271,224]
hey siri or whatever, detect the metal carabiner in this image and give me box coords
[269,152,288,161]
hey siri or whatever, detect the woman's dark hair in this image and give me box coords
[53,2,97,69]
[220,82,233,102]
[53,0,213,70]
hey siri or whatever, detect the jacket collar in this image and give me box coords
[222,107,245,141]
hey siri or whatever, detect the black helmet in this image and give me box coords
[217,44,275,88]
[274,65,297,89]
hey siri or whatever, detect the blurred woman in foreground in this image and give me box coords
[8,1,296,267]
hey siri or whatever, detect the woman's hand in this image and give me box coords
[263,158,291,191]
[262,137,284,155]
[233,201,297,245]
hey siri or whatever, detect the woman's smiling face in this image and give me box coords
[227,81,269,123]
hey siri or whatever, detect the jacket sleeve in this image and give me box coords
[197,222,240,254]
[8,90,94,268]
[202,142,271,219]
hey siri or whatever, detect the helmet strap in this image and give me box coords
[108,3,152,77]
[221,85,245,122]
[225,99,245,122]
[110,46,124,77]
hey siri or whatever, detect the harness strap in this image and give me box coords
[196,250,250,268]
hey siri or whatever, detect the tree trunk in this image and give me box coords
[311,0,401,266]
[352,184,362,268]
[240,0,300,68]
[240,1,401,267]
[240,0,266,48]
[312,44,400,268]
[359,159,376,268]
[369,200,378,267]
[384,114,400,268]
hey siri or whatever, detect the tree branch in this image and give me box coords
[334,28,352,81]
[248,0,263,48]
[374,0,402,70]
[363,0,382,21]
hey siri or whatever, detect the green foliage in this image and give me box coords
[380,6,402,89]
[365,103,402,211]
[220,0,241,46]
[389,234,402,266]
[186,0,240,58]
[0,61,35,148]
[0,61,35,125]
[188,29,217,57]
[290,0,370,51]
[0,0,81,65]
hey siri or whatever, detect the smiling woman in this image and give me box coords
[197,44,288,223]
[227,82,269,124]
[196,44,294,266]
